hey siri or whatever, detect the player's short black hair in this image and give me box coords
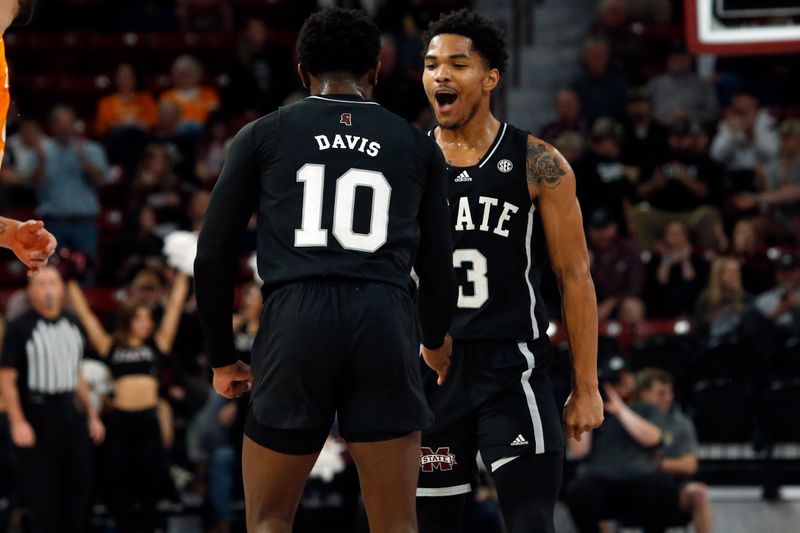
[423,9,509,75]
[297,8,381,79]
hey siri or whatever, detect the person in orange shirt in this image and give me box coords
[159,55,219,134]
[1,0,56,274]
[94,63,158,137]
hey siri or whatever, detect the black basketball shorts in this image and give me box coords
[417,339,565,496]
[245,280,433,453]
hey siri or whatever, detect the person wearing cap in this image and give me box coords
[539,88,589,144]
[573,118,638,234]
[621,87,669,177]
[710,89,779,175]
[646,41,719,126]
[754,253,800,334]
[565,357,678,533]
[633,117,724,250]
[588,208,646,321]
[732,119,800,238]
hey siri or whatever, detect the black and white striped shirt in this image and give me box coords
[1,310,85,395]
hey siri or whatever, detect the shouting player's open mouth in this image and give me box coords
[434,89,458,115]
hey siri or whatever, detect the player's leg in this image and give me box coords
[563,475,608,533]
[417,494,468,533]
[241,430,324,533]
[346,432,421,533]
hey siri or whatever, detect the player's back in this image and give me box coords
[253,94,437,290]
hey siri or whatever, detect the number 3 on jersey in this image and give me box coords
[453,249,489,309]
[294,164,392,253]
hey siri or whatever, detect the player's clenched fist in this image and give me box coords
[213,360,253,399]
[422,334,453,386]
[2,219,58,275]
[563,387,604,442]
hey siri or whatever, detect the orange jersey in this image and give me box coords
[160,87,219,125]
[94,92,158,136]
[0,38,9,165]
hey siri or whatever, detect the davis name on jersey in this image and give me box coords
[315,133,381,157]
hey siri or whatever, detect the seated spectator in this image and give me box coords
[195,112,230,189]
[186,189,210,233]
[176,0,233,31]
[373,35,429,124]
[754,253,800,335]
[117,206,167,284]
[695,257,750,341]
[710,89,779,188]
[727,218,777,293]
[588,209,645,321]
[36,105,110,269]
[646,42,719,127]
[591,0,649,79]
[574,119,638,234]
[554,131,586,164]
[1,118,49,211]
[633,118,724,250]
[131,144,187,233]
[637,368,712,533]
[565,358,677,533]
[151,100,198,181]
[539,88,588,144]
[226,18,293,115]
[732,119,800,241]
[645,220,709,318]
[159,55,220,135]
[95,64,158,138]
[621,87,669,178]
[571,37,628,122]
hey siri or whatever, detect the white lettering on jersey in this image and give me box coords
[455,197,475,231]
[477,196,498,231]
[494,201,519,237]
[315,135,331,150]
[454,196,520,238]
[314,134,381,157]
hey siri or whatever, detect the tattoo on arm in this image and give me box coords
[527,141,565,189]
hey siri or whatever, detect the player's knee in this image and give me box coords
[246,507,294,533]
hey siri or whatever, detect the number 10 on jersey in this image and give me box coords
[294,164,392,253]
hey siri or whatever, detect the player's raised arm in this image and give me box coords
[195,121,261,372]
[415,138,458,381]
[527,134,603,441]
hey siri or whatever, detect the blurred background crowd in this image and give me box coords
[1,0,799,532]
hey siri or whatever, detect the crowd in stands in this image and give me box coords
[0,0,799,531]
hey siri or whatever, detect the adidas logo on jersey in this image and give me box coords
[510,434,529,446]
[454,170,472,182]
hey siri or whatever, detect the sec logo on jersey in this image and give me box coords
[497,159,513,173]
[340,113,352,126]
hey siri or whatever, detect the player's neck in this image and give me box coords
[312,79,369,100]
[437,109,501,150]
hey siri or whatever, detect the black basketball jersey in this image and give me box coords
[437,122,550,342]
[196,94,455,368]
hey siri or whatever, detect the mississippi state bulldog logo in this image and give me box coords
[420,447,457,472]
[340,112,352,126]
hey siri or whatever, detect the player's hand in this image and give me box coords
[88,414,106,445]
[213,360,253,399]
[563,386,604,442]
[11,420,37,448]
[422,335,453,386]
[10,220,58,275]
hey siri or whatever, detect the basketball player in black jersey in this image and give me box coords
[195,8,457,533]
[416,10,604,533]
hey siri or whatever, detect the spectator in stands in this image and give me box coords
[195,112,230,189]
[592,0,648,79]
[0,267,105,533]
[565,357,677,533]
[117,206,166,283]
[728,218,775,294]
[159,55,220,135]
[754,253,800,335]
[227,18,292,115]
[645,220,709,318]
[539,88,588,144]
[554,131,586,164]
[66,269,190,533]
[621,87,669,178]
[633,118,724,250]
[646,42,719,126]
[95,64,158,138]
[588,208,645,321]
[186,189,210,233]
[571,37,628,122]
[151,100,197,180]
[176,0,233,31]
[637,368,712,533]
[710,89,779,184]
[373,35,428,124]
[131,144,186,233]
[732,119,800,241]
[35,105,110,269]
[695,257,750,341]
[574,118,637,234]
[1,118,49,211]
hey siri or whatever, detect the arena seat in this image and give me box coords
[763,379,800,444]
[690,379,755,444]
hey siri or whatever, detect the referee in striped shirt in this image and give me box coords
[0,266,105,533]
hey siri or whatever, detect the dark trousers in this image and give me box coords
[564,472,680,533]
[103,408,167,533]
[15,397,93,533]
